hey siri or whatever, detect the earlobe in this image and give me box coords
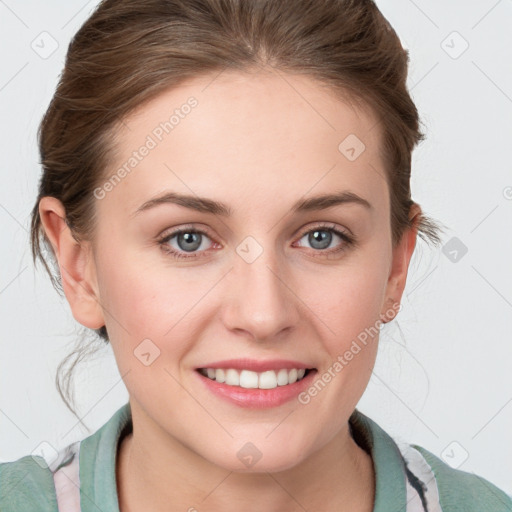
[38,196,105,330]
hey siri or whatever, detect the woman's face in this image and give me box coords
[73,68,415,471]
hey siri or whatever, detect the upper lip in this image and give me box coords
[196,358,314,372]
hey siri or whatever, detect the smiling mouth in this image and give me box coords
[196,367,315,390]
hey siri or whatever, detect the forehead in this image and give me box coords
[101,68,388,220]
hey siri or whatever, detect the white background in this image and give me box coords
[1,0,511,497]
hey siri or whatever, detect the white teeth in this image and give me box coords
[276,369,289,386]
[239,370,259,389]
[258,370,277,389]
[200,367,310,389]
[225,369,240,386]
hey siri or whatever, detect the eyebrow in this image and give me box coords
[130,190,372,218]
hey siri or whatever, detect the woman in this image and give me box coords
[1,0,510,511]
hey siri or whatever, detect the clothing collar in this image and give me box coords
[349,408,409,511]
[79,402,409,511]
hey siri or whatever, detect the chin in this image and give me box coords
[203,437,312,474]
[220,454,304,474]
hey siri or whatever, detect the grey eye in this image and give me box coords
[176,232,204,252]
[307,230,333,250]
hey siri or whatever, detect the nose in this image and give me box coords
[220,242,302,342]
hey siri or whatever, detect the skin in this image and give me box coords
[40,67,419,511]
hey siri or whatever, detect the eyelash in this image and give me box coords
[157,223,356,261]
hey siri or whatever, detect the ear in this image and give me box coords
[38,196,105,330]
[380,203,421,323]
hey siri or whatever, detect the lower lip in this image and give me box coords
[195,369,317,409]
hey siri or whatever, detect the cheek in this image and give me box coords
[95,243,218,371]
[304,252,389,358]
[94,246,187,353]
[98,261,162,334]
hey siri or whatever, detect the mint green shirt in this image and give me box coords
[1,402,511,511]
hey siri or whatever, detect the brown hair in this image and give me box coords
[30,0,444,419]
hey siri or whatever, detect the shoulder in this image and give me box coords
[0,454,58,512]
[0,403,132,512]
[405,443,512,512]
[350,408,512,512]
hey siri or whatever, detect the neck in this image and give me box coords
[116,408,375,512]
